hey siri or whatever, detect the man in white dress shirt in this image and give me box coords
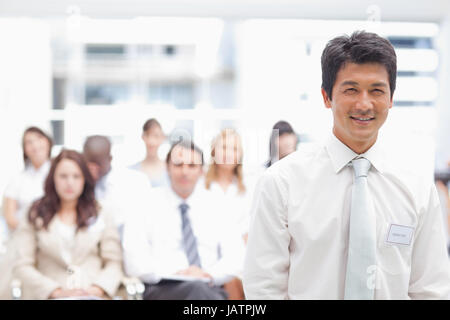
[122,140,244,299]
[243,31,450,300]
[83,135,152,233]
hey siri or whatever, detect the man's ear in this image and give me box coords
[321,88,332,109]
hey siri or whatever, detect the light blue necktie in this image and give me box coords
[179,203,202,268]
[344,157,377,300]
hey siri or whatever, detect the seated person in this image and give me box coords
[3,126,53,236]
[205,128,253,245]
[83,135,153,232]
[13,150,123,300]
[122,140,245,300]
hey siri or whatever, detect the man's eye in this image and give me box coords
[372,89,384,95]
[345,88,357,93]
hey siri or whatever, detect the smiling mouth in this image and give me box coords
[350,116,375,123]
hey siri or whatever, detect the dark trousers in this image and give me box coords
[143,280,228,300]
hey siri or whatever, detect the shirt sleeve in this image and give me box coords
[121,207,160,284]
[243,168,291,299]
[3,173,22,199]
[408,183,450,299]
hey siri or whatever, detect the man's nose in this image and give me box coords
[181,164,190,175]
[355,91,374,112]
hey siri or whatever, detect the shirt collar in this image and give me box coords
[169,182,202,209]
[325,132,386,174]
[96,170,111,189]
[26,160,51,175]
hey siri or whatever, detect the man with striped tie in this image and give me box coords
[122,139,245,299]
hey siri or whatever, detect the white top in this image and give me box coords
[53,217,76,265]
[3,161,51,221]
[95,167,153,229]
[128,161,169,188]
[208,180,253,237]
[122,185,246,286]
[243,133,450,300]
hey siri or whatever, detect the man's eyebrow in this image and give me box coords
[340,80,359,87]
[339,81,388,88]
[371,82,388,88]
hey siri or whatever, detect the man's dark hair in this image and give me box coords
[166,139,204,165]
[83,135,111,158]
[321,31,397,100]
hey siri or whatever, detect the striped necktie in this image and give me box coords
[179,203,202,267]
[344,157,377,300]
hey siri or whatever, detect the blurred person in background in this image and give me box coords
[2,127,53,235]
[122,140,245,300]
[204,129,253,299]
[129,118,169,187]
[13,150,123,300]
[83,135,152,233]
[435,158,450,255]
[0,126,53,299]
[205,129,252,245]
[265,120,298,168]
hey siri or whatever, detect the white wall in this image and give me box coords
[0,18,52,197]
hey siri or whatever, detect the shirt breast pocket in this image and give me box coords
[377,222,414,276]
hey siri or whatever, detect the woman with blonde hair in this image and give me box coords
[205,129,254,242]
[204,128,253,299]
[205,129,245,193]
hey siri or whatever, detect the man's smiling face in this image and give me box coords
[322,62,393,153]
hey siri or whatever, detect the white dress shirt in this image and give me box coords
[243,133,450,300]
[3,161,50,220]
[53,216,76,266]
[95,167,153,229]
[122,184,245,286]
[208,180,253,237]
[2,161,51,239]
[128,161,170,188]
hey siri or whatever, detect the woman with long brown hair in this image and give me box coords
[13,149,123,300]
[2,127,53,234]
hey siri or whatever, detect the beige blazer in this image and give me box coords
[13,208,123,300]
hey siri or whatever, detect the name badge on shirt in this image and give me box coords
[385,223,415,246]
